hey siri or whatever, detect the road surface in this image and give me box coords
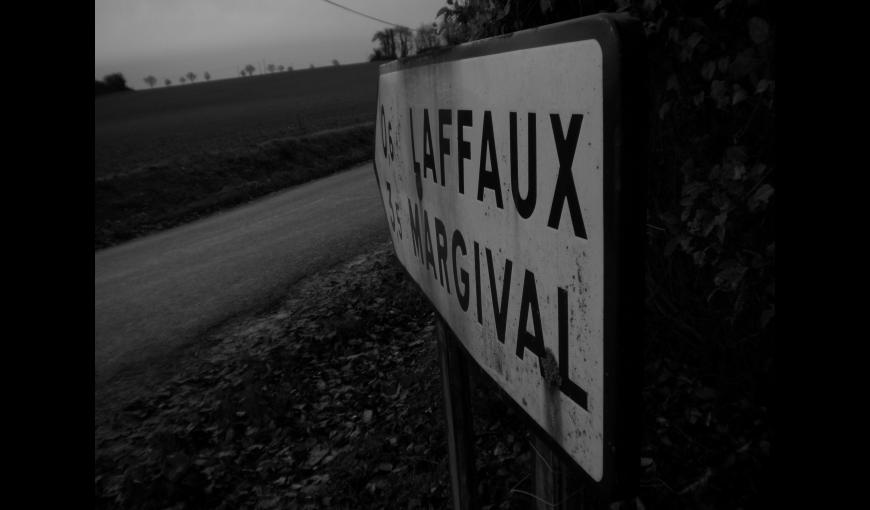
[95,163,388,384]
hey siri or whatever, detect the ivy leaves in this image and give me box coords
[640,0,775,329]
[671,144,772,323]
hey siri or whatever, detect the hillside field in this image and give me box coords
[95,62,381,249]
[95,62,380,178]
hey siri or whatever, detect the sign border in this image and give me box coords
[372,13,647,501]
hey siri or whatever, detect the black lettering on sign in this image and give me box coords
[516,270,545,363]
[424,209,437,278]
[477,111,504,209]
[380,105,388,159]
[408,199,422,261]
[372,159,381,197]
[434,216,451,294]
[388,121,394,161]
[510,112,537,219]
[385,181,395,231]
[547,114,587,239]
[457,110,472,195]
[558,287,588,410]
[393,199,402,239]
[438,109,452,187]
[452,230,469,311]
[485,247,512,343]
[474,241,482,324]
[423,109,437,184]
[409,108,423,199]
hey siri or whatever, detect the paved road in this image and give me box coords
[95,163,388,384]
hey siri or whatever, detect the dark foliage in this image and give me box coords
[437,0,775,352]
[433,0,774,506]
[96,72,133,96]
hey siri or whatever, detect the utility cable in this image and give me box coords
[319,0,409,28]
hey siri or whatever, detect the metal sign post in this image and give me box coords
[374,13,647,508]
[436,320,477,510]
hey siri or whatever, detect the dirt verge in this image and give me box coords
[95,242,772,509]
[95,243,537,510]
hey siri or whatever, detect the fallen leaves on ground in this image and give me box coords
[95,243,771,509]
[95,244,534,510]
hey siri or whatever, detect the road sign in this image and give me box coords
[373,14,645,497]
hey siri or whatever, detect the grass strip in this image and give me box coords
[94,123,374,250]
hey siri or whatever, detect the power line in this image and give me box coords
[319,0,408,28]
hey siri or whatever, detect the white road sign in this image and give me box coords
[373,15,644,489]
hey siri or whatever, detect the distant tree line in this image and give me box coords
[233,60,346,76]
[239,63,297,77]
[99,57,348,95]
[141,71,212,88]
[95,70,217,95]
[370,23,440,61]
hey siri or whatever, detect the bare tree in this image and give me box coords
[415,23,440,54]
[244,64,256,76]
[371,28,397,60]
[278,65,285,72]
[164,78,172,86]
[287,66,293,72]
[332,59,339,66]
[204,72,211,81]
[179,77,186,84]
[396,26,413,57]
[143,75,157,88]
[309,63,314,69]
[186,72,197,82]
[267,63,276,73]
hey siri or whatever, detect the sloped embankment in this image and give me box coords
[94,123,374,250]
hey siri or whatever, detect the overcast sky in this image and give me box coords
[95,0,441,88]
